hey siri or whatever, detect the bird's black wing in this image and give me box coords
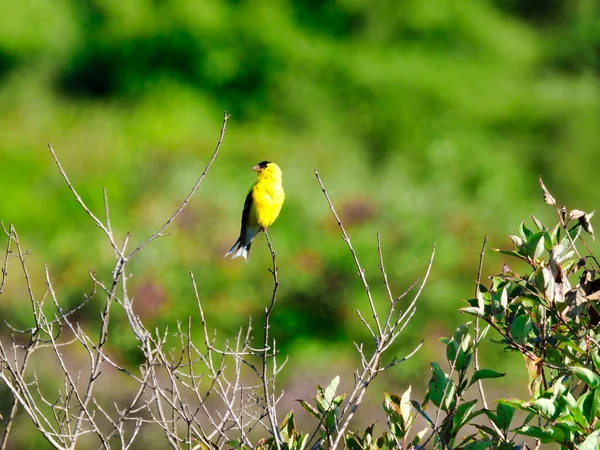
[239,189,253,236]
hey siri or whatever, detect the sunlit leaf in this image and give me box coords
[298,400,319,419]
[459,306,484,317]
[324,375,339,406]
[580,429,600,450]
[570,366,600,389]
[508,235,523,247]
[532,398,556,419]
[400,385,413,425]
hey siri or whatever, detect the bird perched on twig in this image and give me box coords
[225,161,285,261]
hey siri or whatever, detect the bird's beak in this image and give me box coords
[252,165,261,172]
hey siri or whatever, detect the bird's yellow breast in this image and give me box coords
[250,181,285,229]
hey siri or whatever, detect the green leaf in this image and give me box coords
[580,429,600,450]
[515,426,548,443]
[332,392,347,407]
[520,221,533,241]
[446,339,459,368]
[410,400,435,427]
[469,369,505,387]
[567,399,590,430]
[496,398,528,411]
[510,315,533,345]
[324,376,339,406]
[508,234,523,247]
[532,398,556,419]
[445,323,473,371]
[579,390,595,425]
[324,410,335,430]
[297,434,309,450]
[474,324,490,347]
[570,366,600,389]
[400,386,413,425]
[410,428,428,447]
[315,384,326,413]
[495,249,528,260]
[541,426,567,444]
[463,440,493,450]
[459,306,484,317]
[592,351,600,372]
[495,402,514,431]
[345,433,363,450]
[543,228,557,251]
[279,411,295,441]
[383,392,405,437]
[531,215,545,231]
[298,400,320,419]
[499,286,508,309]
[428,363,456,411]
[559,225,581,249]
[526,231,546,260]
[452,399,477,434]
[473,423,501,437]
[593,387,600,420]
[554,415,582,432]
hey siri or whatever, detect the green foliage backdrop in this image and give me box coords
[0,0,599,445]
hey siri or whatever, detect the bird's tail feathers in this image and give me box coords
[225,227,259,262]
[225,239,251,261]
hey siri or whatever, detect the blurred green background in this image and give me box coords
[1,0,600,447]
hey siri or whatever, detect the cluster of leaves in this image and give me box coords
[230,412,310,450]
[457,183,600,448]
[291,322,508,450]
[364,322,508,450]
[290,181,600,449]
[299,375,347,445]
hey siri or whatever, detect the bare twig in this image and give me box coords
[314,169,433,450]
[0,222,12,295]
[128,111,230,259]
[47,144,122,259]
[472,237,503,438]
[314,170,383,342]
[263,232,282,450]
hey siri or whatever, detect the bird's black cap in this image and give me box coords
[257,161,271,168]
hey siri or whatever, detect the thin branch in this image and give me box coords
[263,232,282,450]
[47,143,122,258]
[314,169,383,340]
[128,110,230,259]
[315,168,433,450]
[0,222,12,295]
[473,237,503,438]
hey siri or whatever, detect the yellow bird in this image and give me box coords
[226,161,285,261]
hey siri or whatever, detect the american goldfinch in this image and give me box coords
[226,161,285,261]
